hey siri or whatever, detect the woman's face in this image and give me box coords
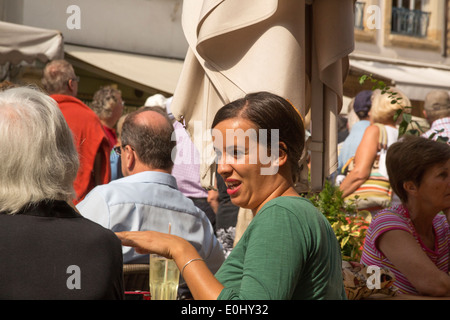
[212,117,279,213]
[415,158,450,212]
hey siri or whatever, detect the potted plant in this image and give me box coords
[308,180,371,261]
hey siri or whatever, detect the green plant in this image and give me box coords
[428,128,449,144]
[308,181,370,261]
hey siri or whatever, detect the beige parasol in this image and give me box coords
[170,0,354,193]
[0,21,63,65]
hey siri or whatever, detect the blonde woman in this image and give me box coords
[339,87,411,211]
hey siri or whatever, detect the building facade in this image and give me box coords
[347,0,450,116]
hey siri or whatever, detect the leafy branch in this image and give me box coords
[359,74,448,143]
[359,74,424,138]
[429,128,449,144]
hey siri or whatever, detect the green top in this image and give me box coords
[215,196,346,300]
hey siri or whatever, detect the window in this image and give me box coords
[391,0,431,37]
[354,1,366,30]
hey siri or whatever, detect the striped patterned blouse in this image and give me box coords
[360,205,449,295]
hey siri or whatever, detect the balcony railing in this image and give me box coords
[391,7,431,38]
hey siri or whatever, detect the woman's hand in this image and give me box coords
[116,230,225,300]
[116,230,186,259]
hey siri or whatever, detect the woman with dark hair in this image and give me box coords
[117,92,346,300]
[361,135,450,296]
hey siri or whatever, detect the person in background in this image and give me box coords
[76,107,224,287]
[337,90,372,175]
[172,119,218,229]
[145,93,218,229]
[214,171,240,258]
[110,114,127,181]
[41,60,111,204]
[91,86,125,182]
[339,88,410,210]
[360,135,450,296]
[90,85,124,149]
[422,90,450,143]
[0,80,16,91]
[337,116,349,144]
[0,87,124,299]
[116,91,346,300]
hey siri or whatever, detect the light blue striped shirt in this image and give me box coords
[76,171,224,274]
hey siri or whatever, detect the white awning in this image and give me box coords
[64,44,184,94]
[350,59,450,100]
[0,21,63,65]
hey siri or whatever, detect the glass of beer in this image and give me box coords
[149,254,180,300]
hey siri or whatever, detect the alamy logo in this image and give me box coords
[171,121,281,175]
[366,5,381,30]
[366,265,381,289]
[66,5,81,30]
[66,265,81,290]
[211,127,280,176]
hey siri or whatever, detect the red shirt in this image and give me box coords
[51,94,111,204]
[103,125,117,149]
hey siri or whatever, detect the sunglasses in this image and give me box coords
[113,144,134,156]
[113,146,122,156]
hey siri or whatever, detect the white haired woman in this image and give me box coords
[0,86,124,299]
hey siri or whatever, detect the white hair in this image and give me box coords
[0,86,79,214]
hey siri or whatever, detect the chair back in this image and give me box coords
[123,264,149,292]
